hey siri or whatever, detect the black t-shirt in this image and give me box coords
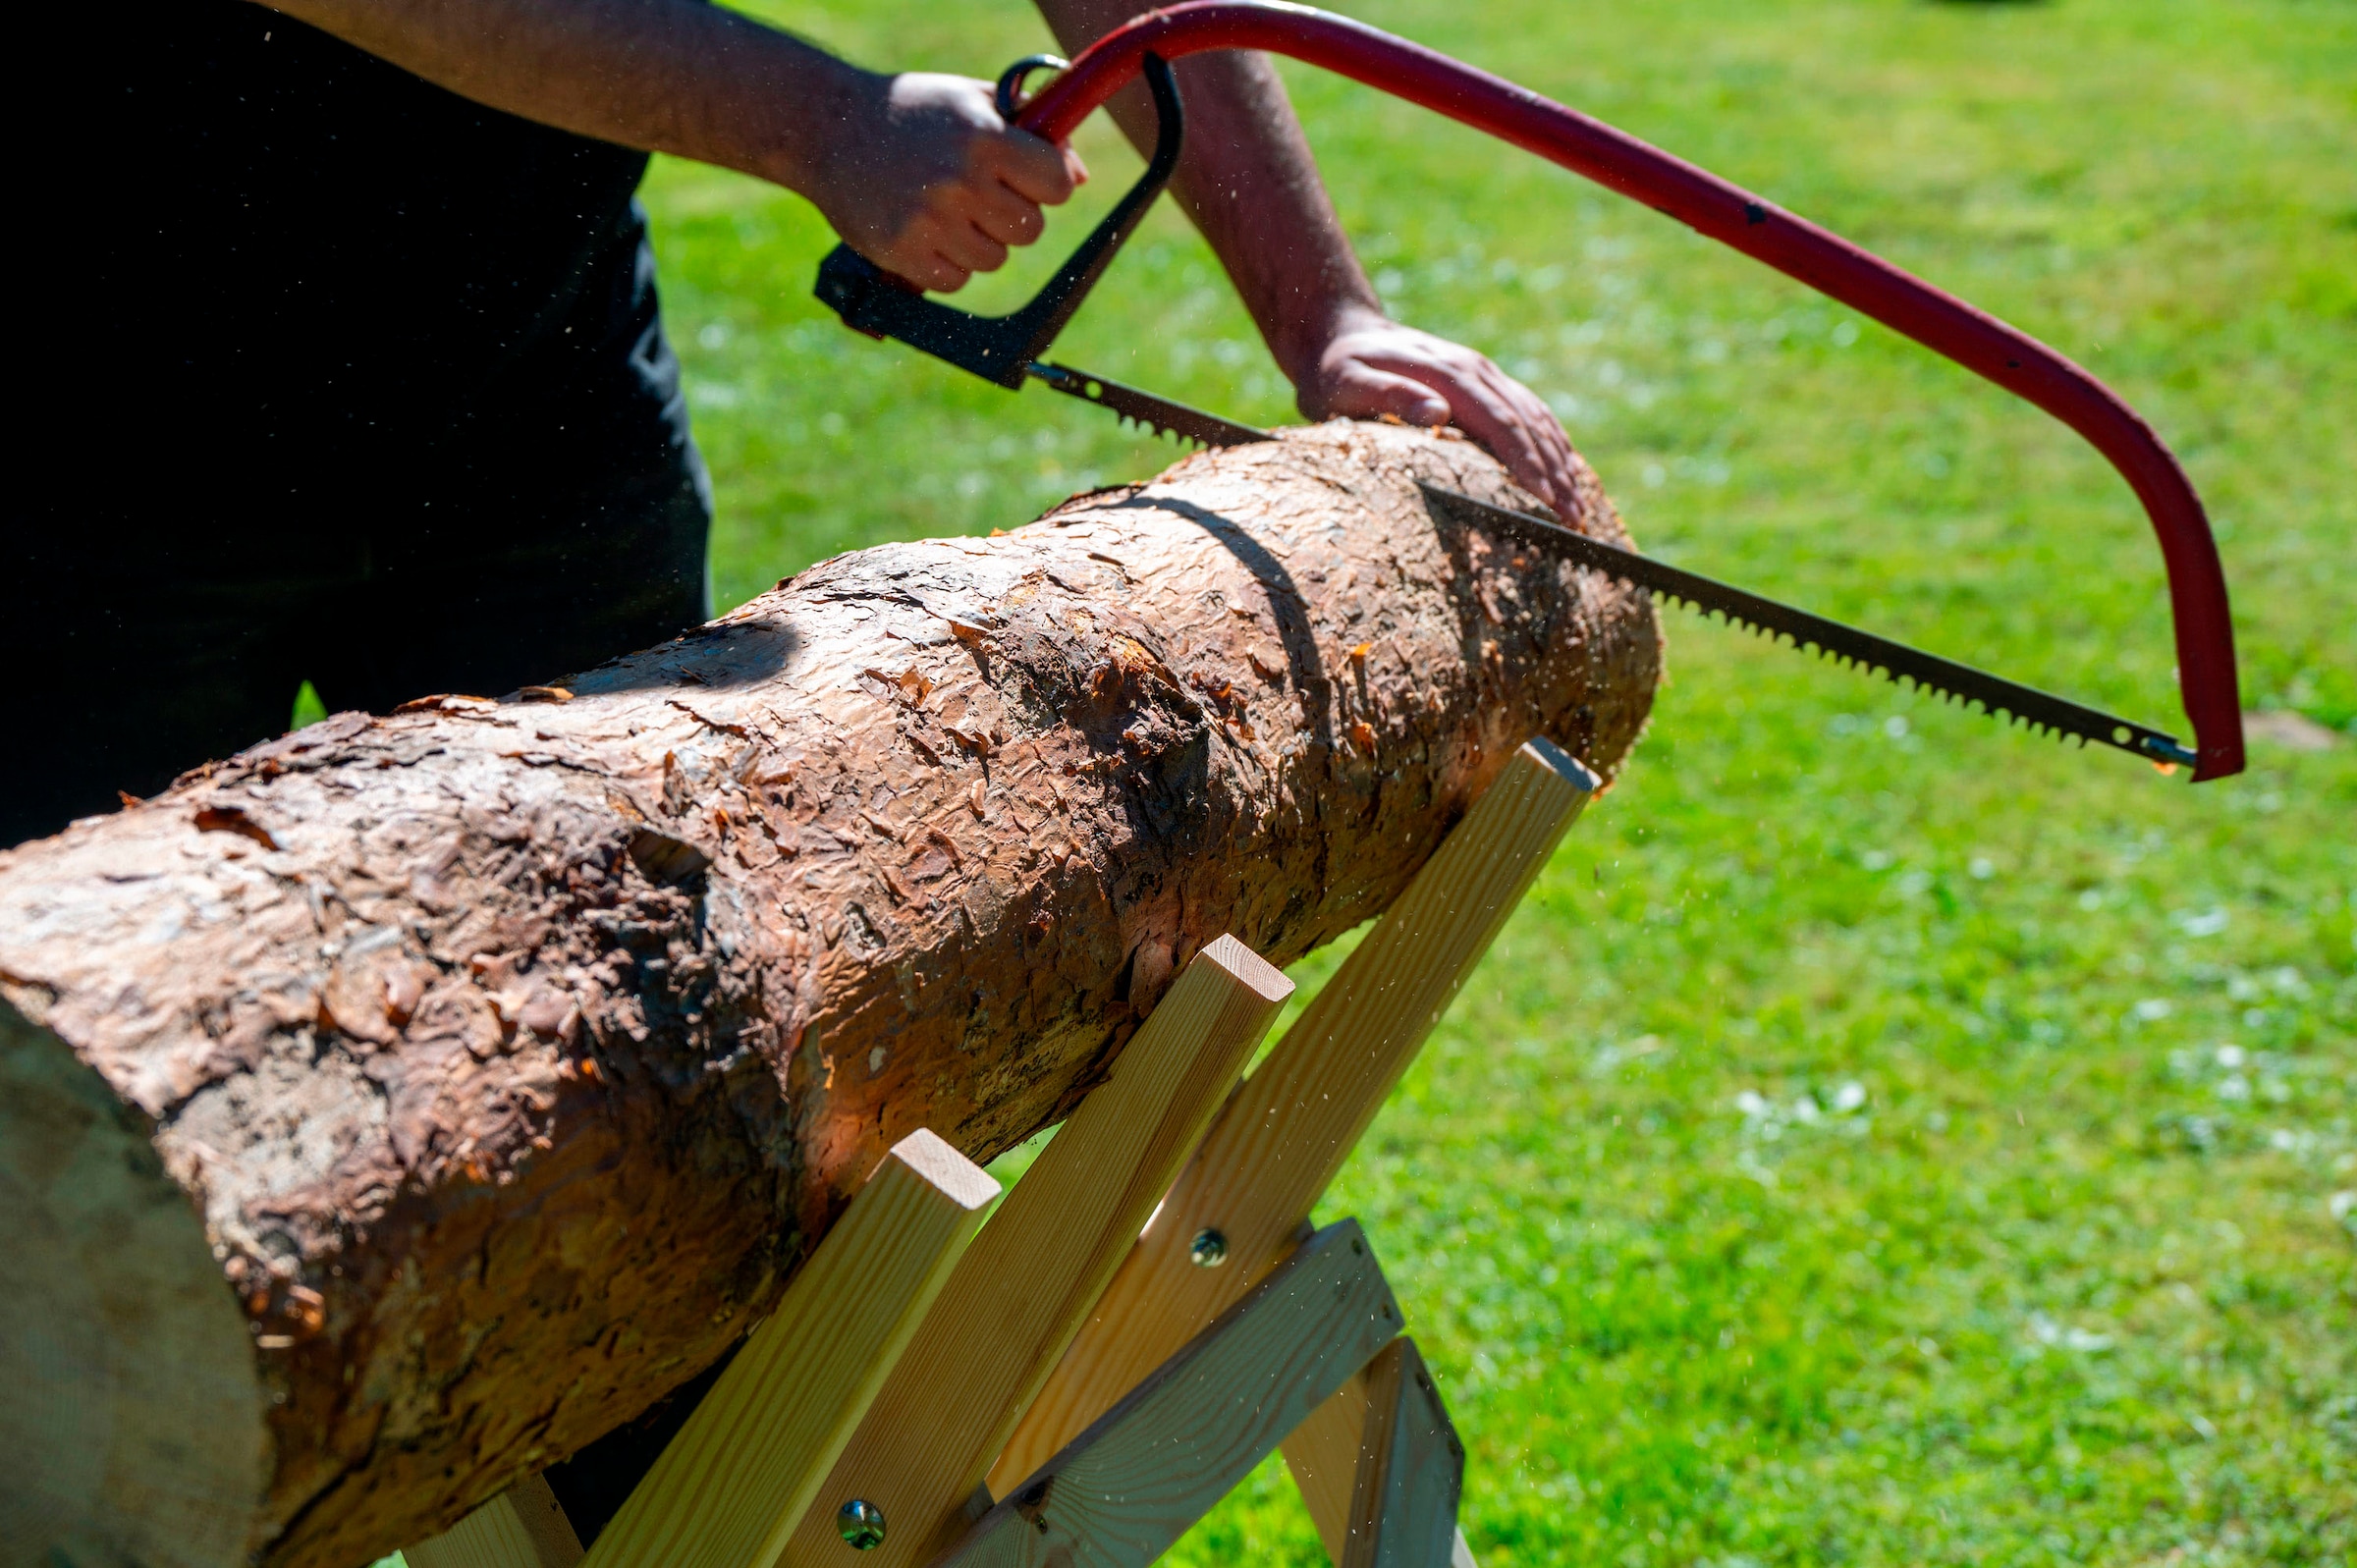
[7,1,716,840]
[34,0,703,557]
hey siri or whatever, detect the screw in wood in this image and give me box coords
[838,1498,888,1550]
[1188,1227,1229,1267]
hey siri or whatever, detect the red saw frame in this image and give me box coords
[1016,1,2243,781]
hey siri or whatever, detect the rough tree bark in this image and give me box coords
[0,421,1658,1568]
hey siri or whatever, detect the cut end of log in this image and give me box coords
[1,997,267,1568]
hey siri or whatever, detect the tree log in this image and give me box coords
[0,421,1658,1568]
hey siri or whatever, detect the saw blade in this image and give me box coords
[1026,361,1267,449]
[1418,482,2198,770]
[1007,359,2193,771]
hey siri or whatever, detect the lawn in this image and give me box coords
[391,0,2353,1562]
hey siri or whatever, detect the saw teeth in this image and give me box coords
[1420,483,2183,770]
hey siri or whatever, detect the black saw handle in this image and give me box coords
[812,53,1184,390]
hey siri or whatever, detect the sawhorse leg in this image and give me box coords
[405,1475,580,1568]
[1337,1339,1464,1568]
[403,1130,997,1568]
[993,738,1600,1564]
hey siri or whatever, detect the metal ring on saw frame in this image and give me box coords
[995,53,1070,121]
[1016,1,2243,781]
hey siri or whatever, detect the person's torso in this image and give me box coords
[40,0,675,488]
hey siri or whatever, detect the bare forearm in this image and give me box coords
[254,0,1579,510]
[1030,0,1381,384]
[1030,1,1580,512]
[251,0,862,194]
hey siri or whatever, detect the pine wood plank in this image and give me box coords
[1285,1374,1485,1568]
[1338,1339,1461,1568]
[938,1221,1400,1568]
[405,1476,583,1568]
[990,739,1599,1497]
[777,937,1292,1568]
[1281,1371,1376,1563]
[576,1130,998,1568]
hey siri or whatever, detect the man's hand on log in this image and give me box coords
[1295,303,1582,517]
[1026,5,1581,516]
[812,73,1089,294]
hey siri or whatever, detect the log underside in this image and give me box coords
[0,421,1660,1567]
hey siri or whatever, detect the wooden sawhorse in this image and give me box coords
[409,738,1597,1568]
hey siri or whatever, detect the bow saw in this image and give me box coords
[816,0,2243,781]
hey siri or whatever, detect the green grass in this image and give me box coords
[383,1,2353,1562]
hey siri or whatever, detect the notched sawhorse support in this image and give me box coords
[405,736,1598,1568]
